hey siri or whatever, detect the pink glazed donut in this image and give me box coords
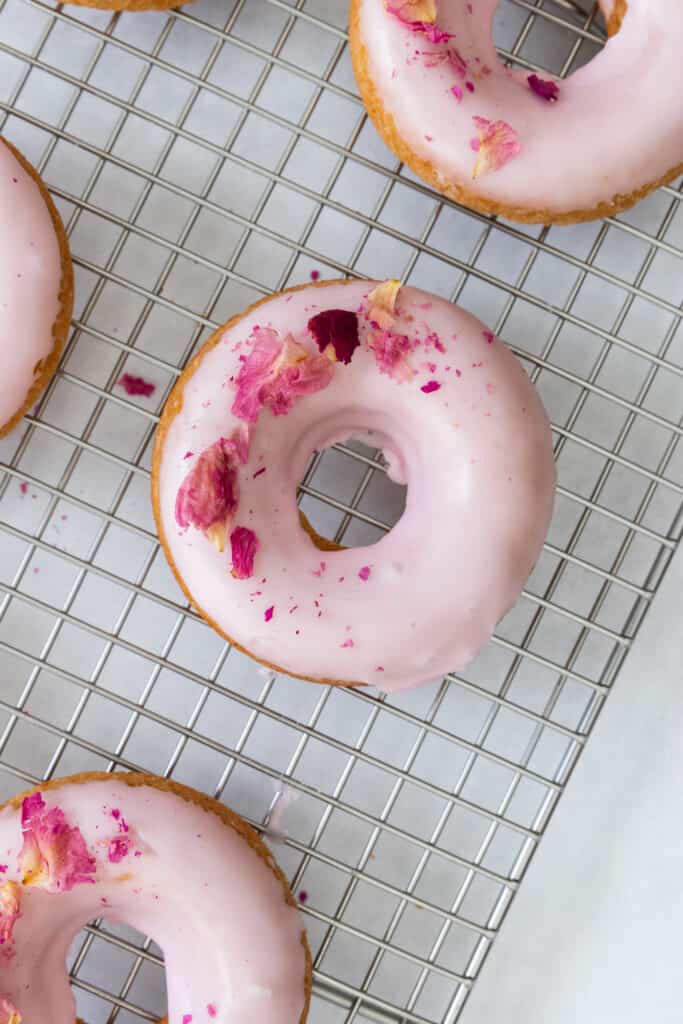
[0,138,73,437]
[349,0,683,223]
[0,773,310,1024]
[153,279,556,693]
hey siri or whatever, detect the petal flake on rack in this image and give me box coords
[175,429,249,553]
[232,327,333,423]
[308,309,361,364]
[19,793,97,893]
[230,526,259,580]
[470,116,521,179]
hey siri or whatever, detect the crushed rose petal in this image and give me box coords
[107,836,132,865]
[0,883,21,952]
[358,566,372,581]
[19,792,96,892]
[340,638,354,648]
[230,526,259,580]
[308,309,360,365]
[0,996,21,1024]
[421,380,441,393]
[451,84,463,102]
[118,374,155,398]
[527,73,560,102]
[483,330,495,344]
[471,117,521,178]
[449,48,467,79]
[385,0,436,25]
[367,279,401,330]
[265,606,275,623]
[232,327,333,423]
[368,329,418,382]
[175,429,248,553]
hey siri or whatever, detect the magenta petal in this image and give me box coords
[175,433,246,541]
[358,566,372,581]
[230,526,259,580]
[527,73,560,102]
[421,380,441,393]
[264,605,275,622]
[108,836,132,864]
[232,327,334,422]
[308,309,361,365]
[118,373,155,398]
[19,793,96,892]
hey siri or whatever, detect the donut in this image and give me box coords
[349,0,683,224]
[152,279,556,693]
[62,0,188,10]
[0,138,73,438]
[0,772,311,1024]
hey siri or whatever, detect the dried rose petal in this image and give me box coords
[421,380,441,393]
[358,566,372,581]
[449,47,467,79]
[175,430,248,553]
[19,792,96,892]
[308,309,360,365]
[0,883,21,951]
[0,996,21,1024]
[368,329,418,382]
[118,374,155,398]
[264,606,274,623]
[471,117,521,179]
[232,327,333,423]
[108,836,132,864]
[527,73,560,102]
[230,526,259,580]
[385,0,436,24]
[367,279,401,330]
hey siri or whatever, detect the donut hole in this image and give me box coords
[69,923,168,1022]
[298,437,408,550]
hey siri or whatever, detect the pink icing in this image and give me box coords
[0,779,307,1024]
[0,139,62,432]
[355,1,683,216]
[157,281,556,693]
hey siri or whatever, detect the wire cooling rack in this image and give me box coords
[0,0,681,1021]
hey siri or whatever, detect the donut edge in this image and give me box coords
[5,771,313,1024]
[60,0,187,10]
[151,279,369,690]
[0,139,74,439]
[348,0,683,225]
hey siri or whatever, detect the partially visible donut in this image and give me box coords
[152,278,556,693]
[0,139,73,437]
[349,0,683,223]
[0,773,310,1024]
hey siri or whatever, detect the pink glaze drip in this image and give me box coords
[0,139,62,431]
[157,281,556,692]
[0,780,307,1024]
[356,1,683,216]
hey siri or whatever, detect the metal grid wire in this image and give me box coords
[0,0,681,1020]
